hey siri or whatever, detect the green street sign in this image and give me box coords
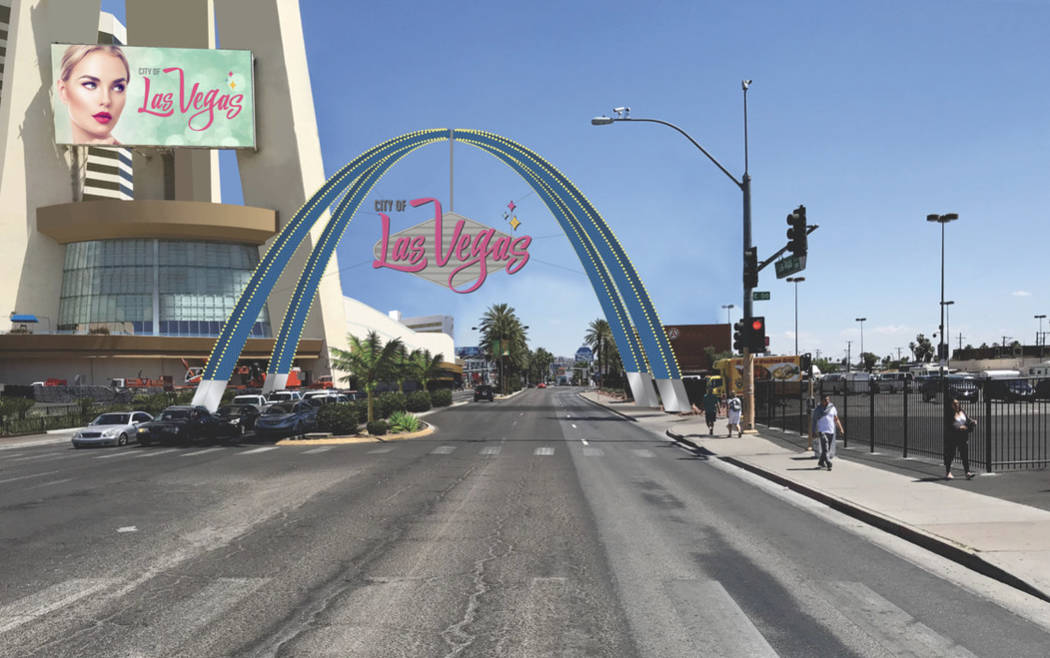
[752,291,771,301]
[775,255,807,279]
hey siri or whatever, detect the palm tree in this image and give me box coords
[391,344,414,393]
[329,331,403,422]
[411,349,445,392]
[478,303,528,394]
[585,318,613,385]
[530,347,554,385]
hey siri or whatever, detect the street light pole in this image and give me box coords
[855,317,866,369]
[941,301,954,368]
[722,304,735,351]
[1035,314,1046,347]
[787,277,805,356]
[927,213,959,371]
[593,81,756,429]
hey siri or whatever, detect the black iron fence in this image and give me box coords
[755,377,1050,472]
[0,412,87,437]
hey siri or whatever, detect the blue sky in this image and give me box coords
[103,0,1050,364]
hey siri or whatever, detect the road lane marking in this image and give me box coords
[632,449,655,458]
[303,447,332,454]
[117,526,138,533]
[367,447,394,454]
[27,477,74,489]
[581,438,589,445]
[582,447,604,456]
[0,469,62,485]
[431,446,456,455]
[480,446,501,455]
[0,578,118,633]
[667,579,777,657]
[822,581,978,656]
[94,450,138,459]
[180,447,225,457]
[534,447,555,456]
[571,424,577,429]
[131,448,178,458]
[238,446,279,455]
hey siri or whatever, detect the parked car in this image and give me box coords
[214,404,262,434]
[874,372,911,394]
[985,379,1036,402]
[137,405,241,445]
[537,382,547,389]
[303,391,350,404]
[72,411,153,448]
[267,390,304,404]
[1034,379,1050,401]
[920,374,978,402]
[231,394,268,410]
[474,384,494,402]
[253,402,318,439]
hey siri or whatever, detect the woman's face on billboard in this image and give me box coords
[58,51,127,144]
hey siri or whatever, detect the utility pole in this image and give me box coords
[846,341,852,373]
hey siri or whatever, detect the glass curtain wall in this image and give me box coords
[58,239,271,337]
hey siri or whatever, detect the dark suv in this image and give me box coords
[474,384,494,402]
[985,379,1035,402]
[920,374,978,403]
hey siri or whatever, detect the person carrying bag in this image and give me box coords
[945,398,976,480]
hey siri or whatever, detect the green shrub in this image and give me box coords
[366,419,388,436]
[387,410,419,433]
[375,391,406,419]
[76,397,94,422]
[131,392,172,415]
[0,396,35,422]
[316,403,359,435]
[405,391,431,413]
[429,389,452,407]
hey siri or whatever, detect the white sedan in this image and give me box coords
[72,411,154,448]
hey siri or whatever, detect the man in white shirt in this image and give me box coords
[810,394,845,471]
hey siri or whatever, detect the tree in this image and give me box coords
[861,352,879,372]
[530,347,554,385]
[910,333,934,363]
[410,349,445,392]
[329,331,403,422]
[584,318,614,384]
[478,303,529,394]
[391,343,413,393]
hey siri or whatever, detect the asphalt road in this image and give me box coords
[2,388,1049,656]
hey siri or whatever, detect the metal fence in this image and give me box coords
[0,412,87,437]
[754,377,1050,472]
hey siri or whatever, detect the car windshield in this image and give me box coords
[93,413,129,425]
[265,404,292,414]
[233,397,258,404]
[160,409,191,421]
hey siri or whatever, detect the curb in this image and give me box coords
[576,393,638,421]
[277,421,435,446]
[665,427,1050,604]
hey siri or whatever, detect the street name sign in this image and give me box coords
[775,255,807,279]
[752,291,771,301]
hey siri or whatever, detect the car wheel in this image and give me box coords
[118,432,128,446]
[73,443,83,449]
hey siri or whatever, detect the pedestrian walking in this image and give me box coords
[810,394,845,471]
[702,386,721,436]
[726,392,742,437]
[945,398,976,480]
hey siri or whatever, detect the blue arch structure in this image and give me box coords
[192,129,689,411]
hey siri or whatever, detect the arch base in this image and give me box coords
[192,379,228,413]
[656,378,691,413]
[261,372,288,395]
[627,371,660,407]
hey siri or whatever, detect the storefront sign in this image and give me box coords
[373,197,532,294]
[52,44,255,148]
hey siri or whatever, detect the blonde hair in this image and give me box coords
[59,44,130,83]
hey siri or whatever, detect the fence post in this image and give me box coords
[799,381,805,436]
[869,384,876,452]
[902,384,909,458]
[985,383,993,473]
[842,386,849,448]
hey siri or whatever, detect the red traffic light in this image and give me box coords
[752,319,764,331]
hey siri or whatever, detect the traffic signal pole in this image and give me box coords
[742,172,756,432]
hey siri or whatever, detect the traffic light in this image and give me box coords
[800,352,812,375]
[743,246,758,289]
[733,319,745,353]
[786,205,807,256]
[748,316,767,353]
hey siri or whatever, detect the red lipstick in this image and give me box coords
[93,112,112,124]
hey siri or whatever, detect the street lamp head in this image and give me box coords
[787,276,805,283]
[927,212,959,224]
[591,116,613,126]
[741,79,752,91]
[856,317,866,322]
[941,300,955,306]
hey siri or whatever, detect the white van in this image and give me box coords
[875,372,910,393]
[980,369,1022,380]
[843,372,874,394]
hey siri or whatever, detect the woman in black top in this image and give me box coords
[945,398,976,480]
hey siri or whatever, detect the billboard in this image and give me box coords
[52,44,254,148]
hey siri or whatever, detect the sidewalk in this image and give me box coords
[580,391,1050,603]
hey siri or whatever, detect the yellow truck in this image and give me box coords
[714,355,803,395]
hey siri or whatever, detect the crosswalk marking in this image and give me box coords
[582,447,604,457]
[632,448,655,458]
[667,579,777,657]
[534,447,555,456]
[0,578,118,633]
[238,446,278,455]
[823,581,978,657]
[479,446,501,455]
[431,445,456,455]
[180,447,225,457]
[303,447,332,454]
[367,447,394,454]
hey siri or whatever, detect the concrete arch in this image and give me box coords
[193,130,688,411]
